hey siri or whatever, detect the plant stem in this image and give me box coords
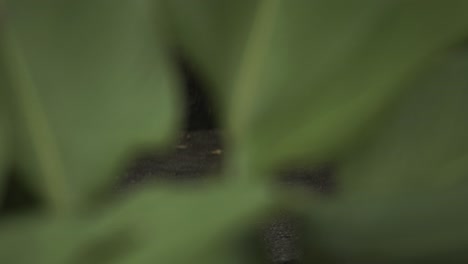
[229,0,281,138]
[3,32,73,215]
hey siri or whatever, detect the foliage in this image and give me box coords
[1,0,468,263]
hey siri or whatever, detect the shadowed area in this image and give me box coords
[118,54,335,264]
[121,129,334,264]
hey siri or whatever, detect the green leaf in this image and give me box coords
[195,238,267,264]
[0,182,271,264]
[2,0,181,211]
[339,50,468,197]
[112,182,271,264]
[0,90,8,205]
[0,216,80,264]
[301,51,468,263]
[305,192,468,263]
[162,0,259,100]
[166,0,468,170]
[0,40,10,205]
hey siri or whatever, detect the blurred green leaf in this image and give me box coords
[112,182,271,264]
[166,0,468,171]
[0,216,81,264]
[0,182,271,264]
[162,0,258,101]
[302,51,468,263]
[339,50,468,197]
[3,0,181,211]
[305,192,468,263]
[196,238,267,264]
[0,92,7,204]
[0,41,9,205]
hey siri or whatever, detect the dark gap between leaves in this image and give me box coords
[0,167,43,216]
[117,52,337,264]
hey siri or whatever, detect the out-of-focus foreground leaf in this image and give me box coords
[166,0,468,171]
[162,0,258,101]
[339,51,468,197]
[0,182,271,264]
[0,33,9,205]
[0,83,8,204]
[197,238,267,264]
[306,192,468,263]
[301,51,468,263]
[2,0,181,210]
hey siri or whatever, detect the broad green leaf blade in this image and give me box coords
[301,51,468,262]
[305,192,468,263]
[236,0,468,169]
[166,0,468,171]
[196,237,267,264]
[0,182,271,264]
[0,216,82,264]
[0,90,7,204]
[162,0,259,101]
[339,50,468,197]
[3,0,181,210]
[0,40,10,205]
[112,182,271,264]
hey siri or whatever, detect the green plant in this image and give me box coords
[1,0,468,263]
